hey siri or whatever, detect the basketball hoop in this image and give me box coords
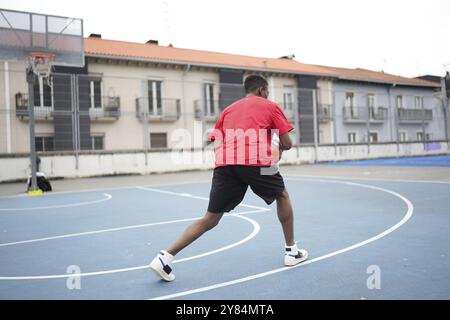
[28,52,56,79]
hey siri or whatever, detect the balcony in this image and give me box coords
[136,97,181,122]
[398,108,433,123]
[15,93,53,121]
[194,100,221,122]
[89,96,121,121]
[343,106,388,123]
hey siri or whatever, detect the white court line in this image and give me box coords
[0,180,212,200]
[0,185,268,280]
[136,187,270,211]
[149,178,414,300]
[284,173,450,185]
[0,209,263,280]
[0,216,204,247]
[0,193,112,211]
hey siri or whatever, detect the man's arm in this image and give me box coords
[279,132,293,150]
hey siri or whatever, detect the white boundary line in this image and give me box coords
[285,173,450,185]
[0,180,212,200]
[0,187,268,280]
[0,211,262,280]
[0,193,112,211]
[149,178,414,300]
[0,216,205,247]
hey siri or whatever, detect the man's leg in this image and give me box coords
[167,211,224,256]
[276,189,295,246]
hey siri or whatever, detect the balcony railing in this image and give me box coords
[89,96,121,121]
[398,108,433,123]
[343,106,388,123]
[136,97,181,121]
[15,93,53,120]
[194,100,221,121]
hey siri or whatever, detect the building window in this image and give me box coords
[148,80,162,115]
[369,132,378,143]
[417,131,423,141]
[426,133,432,141]
[204,83,215,116]
[400,131,407,142]
[345,92,357,117]
[396,95,403,109]
[283,92,293,113]
[35,135,54,152]
[348,132,357,144]
[367,93,375,108]
[150,133,167,148]
[91,134,104,150]
[90,79,102,109]
[414,96,423,109]
[33,76,52,108]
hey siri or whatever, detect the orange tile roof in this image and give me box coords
[319,66,439,88]
[85,37,334,76]
[84,37,439,88]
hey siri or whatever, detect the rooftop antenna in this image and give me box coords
[162,0,173,45]
[381,58,387,73]
[416,61,421,77]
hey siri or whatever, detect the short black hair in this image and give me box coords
[244,75,268,93]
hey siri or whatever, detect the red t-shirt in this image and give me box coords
[209,95,294,168]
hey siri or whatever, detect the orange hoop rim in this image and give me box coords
[28,51,56,62]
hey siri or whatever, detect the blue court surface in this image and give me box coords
[0,174,450,300]
[321,154,450,167]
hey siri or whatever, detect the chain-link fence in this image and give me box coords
[1,67,449,159]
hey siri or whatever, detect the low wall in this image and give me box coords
[0,141,449,182]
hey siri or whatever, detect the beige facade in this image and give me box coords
[1,58,317,154]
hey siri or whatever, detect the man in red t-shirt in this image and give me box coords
[150,75,308,281]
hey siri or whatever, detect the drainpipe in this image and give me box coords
[182,63,191,144]
[4,61,11,153]
[441,76,449,150]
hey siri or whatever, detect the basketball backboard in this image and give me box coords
[0,8,84,67]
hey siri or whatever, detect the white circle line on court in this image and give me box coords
[149,178,414,300]
[0,193,112,211]
[0,193,266,280]
[285,173,450,185]
[0,180,212,200]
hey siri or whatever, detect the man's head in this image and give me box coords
[244,75,269,99]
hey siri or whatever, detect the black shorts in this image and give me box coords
[207,165,285,213]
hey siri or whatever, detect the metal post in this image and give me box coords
[201,96,206,149]
[332,90,337,157]
[72,75,79,169]
[366,94,370,155]
[312,89,319,163]
[26,67,38,192]
[390,87,400,154]
[421,101,426,150]
[440,77,449,148]
[293,90,300,146]
[143,100,149,166]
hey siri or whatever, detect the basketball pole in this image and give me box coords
[26,66,39,194]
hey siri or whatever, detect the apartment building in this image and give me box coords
[0,35,443,154]
[325,67,444,144]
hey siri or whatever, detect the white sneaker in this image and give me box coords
[150,250,176,281]
[284,242,308,266]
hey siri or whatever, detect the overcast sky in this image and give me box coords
[2,0,450,78]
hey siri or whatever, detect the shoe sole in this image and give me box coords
[150,262,176,282]
[284,251,309,267]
